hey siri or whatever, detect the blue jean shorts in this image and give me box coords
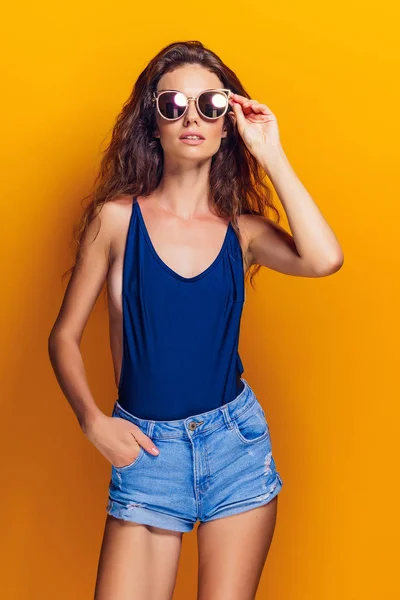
[106,378,283,532]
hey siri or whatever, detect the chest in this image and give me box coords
[107,202,248,317]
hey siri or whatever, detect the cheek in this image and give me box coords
[208,122,225,137]
[157,124,181,148]
[156,115,180,137]
[201,124,226,147]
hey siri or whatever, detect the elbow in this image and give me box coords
[48,325,60,350]
[48,329,60,360]
[48,327,79,355]
[315,253,344,276]
[329,251,344,273]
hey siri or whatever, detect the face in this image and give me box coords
[153,64,235,161]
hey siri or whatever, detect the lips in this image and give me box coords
[179,137,205,145]
[179,132,205,140]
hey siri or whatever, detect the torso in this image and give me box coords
[106,195,252,389]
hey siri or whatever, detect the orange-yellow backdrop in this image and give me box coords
[1,1,399,598]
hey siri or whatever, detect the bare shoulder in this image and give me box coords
[98,195,134,263]
[234,213,260,272]
[237,211,287,240]
[236,211,296,270]
[235,211,280,261]
[236,212,257,239]
[98,194,133,223]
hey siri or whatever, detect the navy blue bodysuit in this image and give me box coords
[117,196,246,420]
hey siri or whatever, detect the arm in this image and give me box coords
[229,93,344,277]
[48,202,114,433]
[250,145,344,277]
[48,200,160,463]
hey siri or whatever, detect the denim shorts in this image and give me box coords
[106,378,283,532]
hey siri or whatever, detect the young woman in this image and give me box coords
[48,41,343,599]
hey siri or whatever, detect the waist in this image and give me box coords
[118,368,245,420]
[113,378,253,438]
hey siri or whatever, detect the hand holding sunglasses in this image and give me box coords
[229,92,281,158]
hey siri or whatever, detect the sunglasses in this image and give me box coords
[152,88,232,121]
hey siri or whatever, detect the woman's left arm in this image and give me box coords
[229,93,344,277]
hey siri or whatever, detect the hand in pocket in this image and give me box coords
[83,412,159,467]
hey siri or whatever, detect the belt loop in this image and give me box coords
[221,404,234,429]
[146,421,155,437]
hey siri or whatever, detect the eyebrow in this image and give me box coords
[157,89,193,93]
[156,88,220,93]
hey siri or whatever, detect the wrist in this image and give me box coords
[79,405,104,436]
[254,142,287,176]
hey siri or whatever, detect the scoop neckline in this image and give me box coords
[134,197,232,283]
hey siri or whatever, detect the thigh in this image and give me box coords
[197,497,278,600]
[94,514,184,600]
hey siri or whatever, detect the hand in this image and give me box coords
[83,412,159,468]
[228,92,281,157]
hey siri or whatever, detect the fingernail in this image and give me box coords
[152,447,159,454]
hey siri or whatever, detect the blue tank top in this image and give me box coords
[117,196,246,420]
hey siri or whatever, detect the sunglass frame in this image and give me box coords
[152,88,232,121]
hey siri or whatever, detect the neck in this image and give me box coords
[153,159,213,219]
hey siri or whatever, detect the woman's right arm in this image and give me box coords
[48,203,113,434]
[48,201,160,465]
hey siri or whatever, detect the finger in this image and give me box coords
[246,102,275,116]
[232,94,273,114]
[131,427,159,455]
[243,99,259,105]
[251,104,272,114]
[230,92,252,104]
[240,100,259,110]
[256,103,274,114]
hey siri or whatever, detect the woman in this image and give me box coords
[48,41,343,599]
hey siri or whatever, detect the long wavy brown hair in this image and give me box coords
[63,40,281,289]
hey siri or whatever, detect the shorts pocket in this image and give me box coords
[112,407,146,471]
[113,445,145,471]
[232,399,270,444]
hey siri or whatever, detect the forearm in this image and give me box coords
[257,144,344,271]
[48,332,104,434]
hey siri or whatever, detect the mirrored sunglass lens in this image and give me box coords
[158,92,187,119]
[198,91,228,118]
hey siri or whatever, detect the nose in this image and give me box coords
[183,97,200,125]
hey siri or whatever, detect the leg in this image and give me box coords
[197,496,278,600]
[94,514,184,600]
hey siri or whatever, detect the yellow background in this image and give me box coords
[1,1,399,598]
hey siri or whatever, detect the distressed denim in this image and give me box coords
[106,378,283,532]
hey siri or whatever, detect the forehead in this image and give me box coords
[157,64,223,94]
